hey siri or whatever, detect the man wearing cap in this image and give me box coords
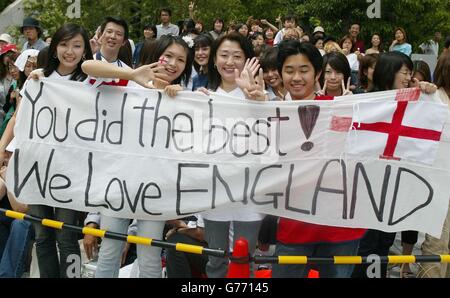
[313,26,325,40]
[21,17,47,51]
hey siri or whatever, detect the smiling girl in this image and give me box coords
[82,35,193,97]
[28,23,93,277]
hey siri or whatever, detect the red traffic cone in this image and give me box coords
[226,237,250,278]
[308,269,319,278]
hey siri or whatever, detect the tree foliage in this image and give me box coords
[18,0,450,50]
[0,0,14,12]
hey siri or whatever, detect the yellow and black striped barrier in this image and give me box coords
[0,208,226,258]
[254,254,450,265]
[3,208,450,265]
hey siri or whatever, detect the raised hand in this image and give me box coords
[342,77,353,96]
[275,14,282,24]
[235,57,260,91]
[315,80,327,96]
[243,68,267,101]
[131,62,170,89]
[188,1,195,11]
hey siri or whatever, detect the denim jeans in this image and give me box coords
[29,205,81,278]
[272,239,360,278]
[95,215,165,278]
[0,219,34,277]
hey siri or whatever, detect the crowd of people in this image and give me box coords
[0,4,450,278]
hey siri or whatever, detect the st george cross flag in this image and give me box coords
[346,100,448,165]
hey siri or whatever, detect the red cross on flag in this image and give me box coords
[346,100,448,165]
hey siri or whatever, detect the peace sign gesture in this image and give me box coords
[341,77,353,96]
[315,79,327,96]
[188,1,195,11]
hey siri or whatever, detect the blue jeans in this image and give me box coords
[29,205,81,278]
[272,240,360,278]
[0,219,34,277]
[95,215,165,278]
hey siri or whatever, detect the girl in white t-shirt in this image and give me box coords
[81,35,194,278]
[200,32,265,278]
[82,35,194,97]
[29,23,93,278]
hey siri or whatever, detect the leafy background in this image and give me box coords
[2,0,449,52]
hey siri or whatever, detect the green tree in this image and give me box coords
[0,0,15,12]
[293,0,450,51]
[18,0,449,52]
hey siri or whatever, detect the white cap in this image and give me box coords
[14,49,39,72]
[0,33,13,44]
[313,26,325,34]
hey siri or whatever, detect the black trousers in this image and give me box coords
[166,232,208,278]
[401,231,418,245]
[351,230,396,278]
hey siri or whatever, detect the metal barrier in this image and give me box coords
[0,208,225,258]
[2,208,449,266]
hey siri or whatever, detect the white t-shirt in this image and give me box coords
[216,86,246,98]
[202,85,264,222]
[346,53,360,72]
[48,71,73,80]
[273,28,286,46]
[88,52,132,87]
[420,40,439,56]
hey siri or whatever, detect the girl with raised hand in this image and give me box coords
[80,35,194,278]
[81,34,194,97]
[317,51,353,97]
[199,32,266,278]
[204,32,266,101]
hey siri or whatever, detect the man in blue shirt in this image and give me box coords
[21,17,47,51]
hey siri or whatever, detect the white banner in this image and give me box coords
[6,79,450,237]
